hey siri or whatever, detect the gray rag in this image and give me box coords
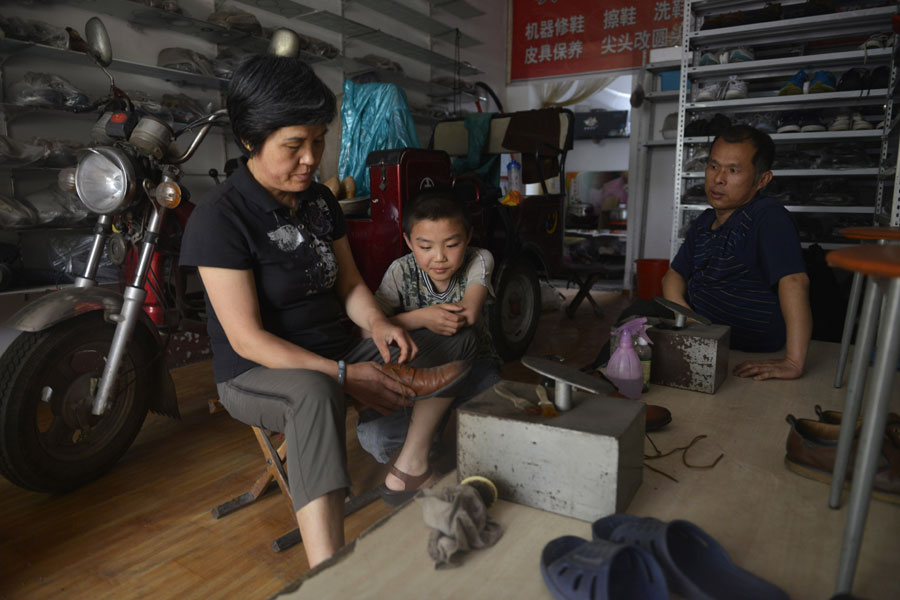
[416,484,503,569]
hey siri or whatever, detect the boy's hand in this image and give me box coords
[421,304,467,336]
[370,319,418,364]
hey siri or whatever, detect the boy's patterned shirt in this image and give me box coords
[375,247,499,361]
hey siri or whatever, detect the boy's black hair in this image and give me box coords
[711,124,775,181]
[227,55,336,157]
[402,188,472,236]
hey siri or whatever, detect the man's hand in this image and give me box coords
[369,318,418,364]
[418,304,467,336]
[733,357,803,381]
[344,361,415,415]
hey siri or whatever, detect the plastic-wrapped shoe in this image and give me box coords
[851,113,873,130]
[723,76,748,99]
[808,69,836,93]
[695,81,723,101]
[779,69,807,95]
[727,47,755,63]
[699,51,720,66]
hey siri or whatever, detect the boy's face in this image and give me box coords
[404,217,472,289]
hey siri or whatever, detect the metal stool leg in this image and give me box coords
[835,278,900,594]
[835,271,865,388]
[829,276,883,509]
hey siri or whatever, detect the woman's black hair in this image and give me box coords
[227,55,336,156]
[402,188,472,236]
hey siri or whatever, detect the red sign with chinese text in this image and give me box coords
[509,0,683,81]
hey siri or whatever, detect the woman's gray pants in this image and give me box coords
[216,328,476,512]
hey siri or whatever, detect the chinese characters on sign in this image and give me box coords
[510,0,683,81]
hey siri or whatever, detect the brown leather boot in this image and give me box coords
[375,361,471,400]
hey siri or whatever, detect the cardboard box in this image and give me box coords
[457,382,644,521]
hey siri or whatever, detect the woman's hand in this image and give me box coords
[344,362,415,415]
[369,318,418,364]
[418,304,467,336]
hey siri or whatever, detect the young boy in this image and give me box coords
[356,188,502,465]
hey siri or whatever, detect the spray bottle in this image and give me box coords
[606,317,652,400]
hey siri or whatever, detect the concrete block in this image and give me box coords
[457,382,644,521]
[647,323,730,394]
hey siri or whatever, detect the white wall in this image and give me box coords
[505,74,633,174]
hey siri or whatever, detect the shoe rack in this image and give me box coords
[671,0,899,257]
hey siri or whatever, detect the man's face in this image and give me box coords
[705,139,771,217]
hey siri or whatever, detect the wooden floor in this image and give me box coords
[0,287,627,600]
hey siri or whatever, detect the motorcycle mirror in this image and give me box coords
[268,28,302,58]
[85,17,113,67]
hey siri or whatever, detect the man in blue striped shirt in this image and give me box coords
[664,125,812,380]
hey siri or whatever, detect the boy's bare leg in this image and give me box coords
[386,396,452,490]
[295,489,346,567]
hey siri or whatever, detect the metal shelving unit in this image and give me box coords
[671,0,899,256]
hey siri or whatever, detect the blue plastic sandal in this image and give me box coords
[592,515,789,600]
[540,535,668,600]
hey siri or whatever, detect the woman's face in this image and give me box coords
[248,124,327,199]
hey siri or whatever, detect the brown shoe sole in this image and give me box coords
[784,456,900,505]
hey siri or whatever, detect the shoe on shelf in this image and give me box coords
[749,112,778,133]
[695,81,723,101]
[699,51,721,66]
[798,111,826,132]
[727,46,755,63]
[850,112,873,130]
[836,67,867,92]
[684,117,710,137]
[707,112,733,135]
[723,76,748,99]
[827,112,851,131]
[779,69,808,95]
[859,32,894,50]
[808,69,836,93]
[868,65,890,90]
[776,111,801,133]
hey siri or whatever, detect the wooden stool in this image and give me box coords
[207,399,381,553]
[834,227,900,388]
[825,244,900,594]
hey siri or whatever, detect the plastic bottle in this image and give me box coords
[502,157,524,206]
[635,335,652,392]
[606,317,652,400]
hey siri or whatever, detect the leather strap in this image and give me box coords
[388,464,433,491]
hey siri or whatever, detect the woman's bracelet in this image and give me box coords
[337,360,347,387]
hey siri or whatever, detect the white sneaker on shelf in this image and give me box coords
[851,113,874,130]
[695,81,723,101]
[723,76,748,100]
[827,113,851,131]
[727,47,755,63]
[700,51,720,66]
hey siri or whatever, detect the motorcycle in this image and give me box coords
[0,21,301,493]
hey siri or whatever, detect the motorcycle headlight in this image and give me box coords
[74,147,137,214]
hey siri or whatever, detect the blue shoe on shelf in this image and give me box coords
[809,69,836,93]
[592,514,790,600]
[779,69,807,95]
[540,535,668,600]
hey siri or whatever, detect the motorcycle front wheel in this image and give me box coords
[0,312,152,492]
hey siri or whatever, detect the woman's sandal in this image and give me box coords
[540,535,668,600]
[380,464,435,507]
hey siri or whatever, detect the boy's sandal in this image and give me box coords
[592,515,789,600]
[540,535,667,600]
[380,464,435,507]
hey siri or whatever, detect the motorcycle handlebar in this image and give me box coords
[169,109,229,165]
